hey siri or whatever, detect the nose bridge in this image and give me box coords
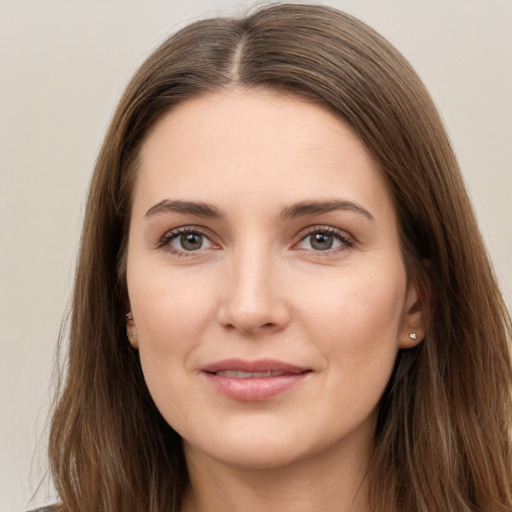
[218,237,288,333]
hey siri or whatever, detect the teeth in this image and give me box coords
[215,370,285,378]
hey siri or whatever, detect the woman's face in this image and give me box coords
[126,88,423,470]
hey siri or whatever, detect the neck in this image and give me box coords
[181,432,373,512]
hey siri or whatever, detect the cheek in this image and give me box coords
[299,263,406,369]
[128,266,217,364]
[128,270,217,426]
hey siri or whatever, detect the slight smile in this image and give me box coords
[201,359,312,401]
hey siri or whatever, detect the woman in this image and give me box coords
[45,3,512,511]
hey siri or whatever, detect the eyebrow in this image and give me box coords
[144,198,374,222]
[145,200,223,218]
[280,199,374,221]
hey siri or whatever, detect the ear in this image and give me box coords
[398,277,428,349]
[125,310,139,349]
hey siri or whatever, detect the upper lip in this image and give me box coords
[201,358,310,374]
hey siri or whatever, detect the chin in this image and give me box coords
[181,412,374,473]
[185,436,309,471]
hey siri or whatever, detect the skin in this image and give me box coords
[126,88,425,512]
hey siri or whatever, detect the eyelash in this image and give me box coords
[158,225,354,257]
[297,225,355,253]
[158,227,215,257]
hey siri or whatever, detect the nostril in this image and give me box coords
[223,321,277,332]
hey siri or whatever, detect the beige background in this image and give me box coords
[1,1,511,510]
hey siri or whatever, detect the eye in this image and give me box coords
[160,228,216,255]
[295,227,353,252]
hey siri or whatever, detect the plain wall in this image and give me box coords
[1,1,511,510]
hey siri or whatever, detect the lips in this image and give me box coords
[201,358,309,375]
[215,370,288,378]
[201,358,311,401]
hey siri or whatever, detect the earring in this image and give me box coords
[409,333,417,340]
[126,313,136,340]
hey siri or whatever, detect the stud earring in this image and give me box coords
[126,312,133,320]
[128,331,135,338]
[409,333,417,340]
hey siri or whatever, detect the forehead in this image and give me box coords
[134,88,393,220]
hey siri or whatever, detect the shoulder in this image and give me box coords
[27,507,56,512]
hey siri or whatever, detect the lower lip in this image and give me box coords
[203,372,310,401]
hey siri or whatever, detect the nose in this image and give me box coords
[217,247,290,335]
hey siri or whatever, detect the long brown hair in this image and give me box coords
[49,4,512,511]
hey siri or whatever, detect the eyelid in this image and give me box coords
[293,225,355,252]
[157,225,220,255]
[156,223,354,256]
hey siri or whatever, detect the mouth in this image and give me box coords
[201,358,310,377]
[201,359,312,401]
[213,370,300,378]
